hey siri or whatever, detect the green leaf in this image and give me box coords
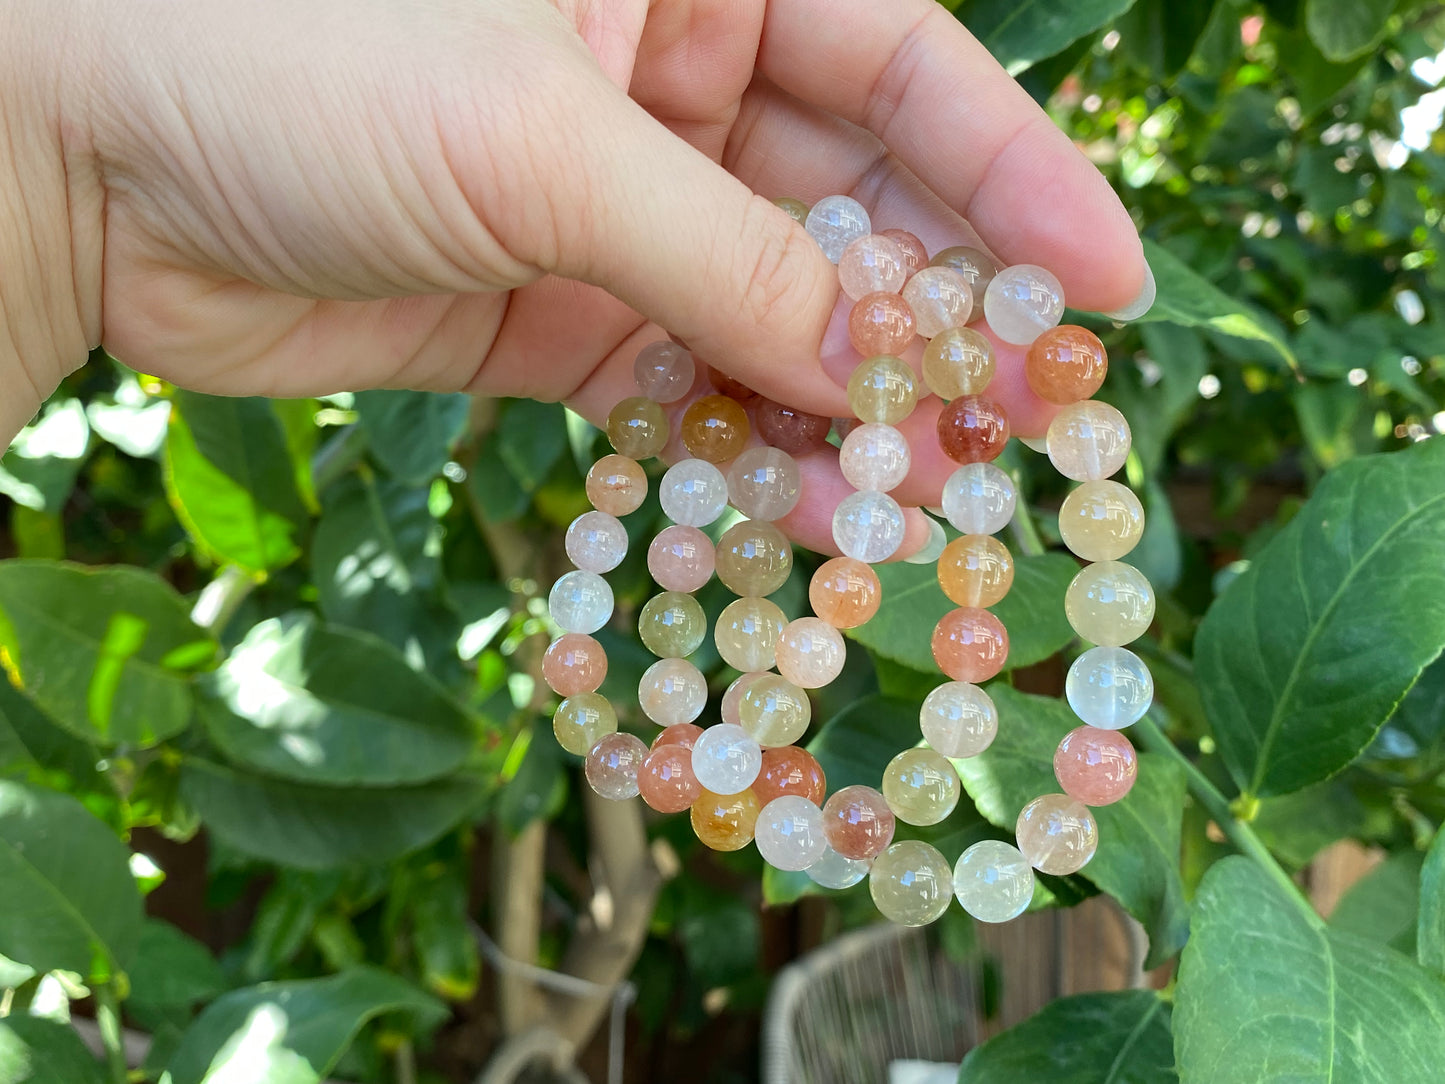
[806,695,916,791]
[0,561,216,747]
[0,1017,107,1084]
[198,614,474,786]
[962,0,1140,75]
[127,919,228,1014]
[496,399,569,492]
[353,391,470,485]
[0,400,90,513]
[1420,826,1445,978]
[1329,849,1422,956]
[1196,439,1445,798]
[1252,779,1368,868]
[165,966,447,1084]
[1304,0,1397,61]
[408,862,481,1001]
[958,989,1176,1083]
[0,780,143,977]
[496,724,567,835]
[0,677,100,785]
[164,392,309,573]
[1175,856,1445,1083]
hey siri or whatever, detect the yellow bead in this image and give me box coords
[638,591,707,657]
[937,535,1014,607]
[869,840,953,926]
[1064,561,1155,646]
[847,356,919,425]
[881,748,961,826]
[715,596,786,672]
[1059,480,1145,561]
[606,397,669,459]
[691,788,761,851]
[739,674,812,747]
[553,693,617,756]
[715,521,793,597]
[922,327,995,400]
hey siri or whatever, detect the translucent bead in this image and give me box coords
[839,234,908,300]
[773,196,809,224]
[1046,401,1131,481]
[849,294,916,357]
[1066,646,1153,730]
[543,633,608,697]
[880,229,928,278]
[691,788,761,851]
[1025,325,1107,404]
[822,784,896,860]
[932,607,1009,683]
[902,266,974,338]
[585,732,649,800]
[647,524,715,593]
[953,840,1034,923]
[1059,480,1145,562]
[806,846,871,889]
[937,394,1009,464]
[553,693,617,755]
[549,570,614,634]
[607,396,669,459]
[846,355,918,424]
[1016,793,1098,875]
[565,510,628,574]
[938,535,1014,607]
[739,673,812,747]
[586,454,648,516]
[941,463,1017,535]
[639,657,708,726]
[756,796,829,871]
[1055,726,1138,806]
[638,742,702,812]
[691,724,763,795]
[920,682,998,758]
[983,264,1065,345]
[711,370,757,402]
[869,840,953,927]
[754,746,827,806]
[651,722,704,750]
[922,328,995,400]
[726,446,801,521]
[805,195,871,263]
[881,748,961,826]
[715,597,786,672]
[1065,561,1155,646]
[720,672,766,727]
[930,246,998,304]
[776,617,846,690]
[809,557,882,629]
[755,400,832,454]
[839,423,911,492]
[681,394,750,463]
[634,341,696,403]
[659,458,729,526]
[715,521,793,597]
[832,489,906,563]
[638,590,707,657]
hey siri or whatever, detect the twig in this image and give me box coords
[93,981,128,1084]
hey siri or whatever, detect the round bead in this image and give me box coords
[937,535,1014,608]
[680,395,750,463]
[647,524,715,593]
[638,743,702,813]
[809,558,882,629]
[720,672,765,727]
[822,785,896,860]
[715,597,786,672]
[726,447,801,521]
[832,489,906,563]
[880,229,928,278]
[715,520,793,597]
[941,464,1017,535]
[902,266,974,338]
[805,195,871,263]
[839,234,908,300]
[839,423,911,492]
[953,840,1034,923]
[553,693,617,756]
[846,355,918,424]
[638,590,707,657]
[922,328,995,400]
[1046,401,1132,481]
[881,748,961,826]
[755,400,832,454]
[805,846,871,890]
[549,570,614,635]
[932,608,1009,683]
[983,264,1065,345]
[753,746,827,806]
[773,196,809,224]
[848,295,916,357]
[1059,480,1145,562]
[1066,646,1154,730]
[1016,793,1098,874]
[691,788,761,851]
[659,459,729,527]
[542,633,608,697]
[691,723,763,795]
[565,510,628,574]
[639,657,708,726]
[586,454,648,516]
[937,395,1009,464]
[606,396,669,459]
[634,341,696,403]
[776,618,847,690]
[1055,726,1139,806]
[651,722,704,750]
[869,841,953,927]
[920,682,998,758]
[739,674,812,747]
[585,732,649,800]
[930,246,998,304]
[711,371,757,402]
[756,796,829,871]
[1065,561,1155,646]
[1025,325,1107,404]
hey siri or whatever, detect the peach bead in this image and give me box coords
[639,743,703,813]
[651,723,704,750]
[1026,325,1108,404]
[681,395,750,462]
[585,454,647,516]
[839,234,908,300]
[691,788,761,851]
[937,395,1009,464]
[822,784,896,860]
[1016,793,1097,874]
[932,607,1009,682]
[880,229,928,278]
[607,397,669,459]
[937,535,1014,608]
[542,633,608,696]
[776,618,846,689]
[755,399,832,454]
[849,292,916,356]
[1054,726,1138,806]
[809,557,882,629]
[648,525,715,592]
[753,747,827,806]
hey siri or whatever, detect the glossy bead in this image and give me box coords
[715,597,786,672]
[902,266,974,338]
[937,395,1009,464]
[1066,646,1154,730]
[607,396,669,459]
[878,229,927,276]
[941,464,1017,536]
[1055,726,1138,806]
[639,743,703,813]
[639,658,708,726]
[882,748,961,826]
[755,400,832,454]
[776,617,846,690]
[869,841,953,927]
[659,458,729,527]
[647,524,715,592]
[983,264,1065,345]
[651,722,704,750]
[1016,793,1098,875]
[839,234,908,299]
[754,746,827,806]
[739,674,812,747]
[680,395,750,463]
[953,840,1034,923]
[691,724,763,795]
[920,682,998,758]
[848,295,916,357]
[726,446,801,521]
[832,489,906,563]
[809,557,882,629]
[1059,481,1145,562]
[823,785,896,860]
[638,590,707,657]
[549,571,614,634]
[756,796,829,871]
[634,341,696,403]
[806,846,871,889]
[553,693,617,756]
[565,510,628,574]
[846,355,918,425]
[1046,401,1132,481]
[720,672,764,727]
[931,246,998,304]
[543,633,608,696]
[586,454,648,516]
[922,328,995,400]
[1065,561,1155,646]
[691,788,761,851]
[932,608,1009,683]
[839,423,911,492]
[1025,325,1107,404]
[773,196,810,224]
[711,371,758,403]
[715,520,793,597]
[805,195,871,263]
[937,535,1014,608]
[585,732,649,800]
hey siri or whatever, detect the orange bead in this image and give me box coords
[932,607,1009,682]
[639,744,703,813]
[585,454,647,516]
[691,788,761,851]
[1025,325,1108,405]
[681,395,751,462]
[650,723,704,750]
[937,536,1014,608]
[542,633,608,696]
[822,784,895,860]
[848,292,916,356]
[710,368,759,403]
[809,557,882,629]
[753,746,827,806]
[937,394,1009,463]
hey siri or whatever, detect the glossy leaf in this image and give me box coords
[0,1017,107,1084]
[1304,0,1396,61]
[353,390,470,485]
[0,400,90,513]
[962,0,1140,75]
[1420,826,1445,979]
[496,399,569,492]
[806,694,917,791]
[1329,849,1422,957]
[0,677,100,785]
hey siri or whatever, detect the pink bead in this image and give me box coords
[1053,726,1138,806]
[647,525,716,592]
[585,732,649,800]
[542,634,608,696]
[822,784,896,860]
[880,229,928,278]
[838,234,908,300]
[639,743,703,813]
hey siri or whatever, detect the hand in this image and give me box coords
[7,0,1148,553]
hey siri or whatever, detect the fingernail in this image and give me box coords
[903,516,947,565]
[1103,259,1155,322]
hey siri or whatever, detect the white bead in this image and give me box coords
[564,510,628,573]
[633,341,695,403]
[940,463,1017,535]
[726,446,801,521]
[691,723,763,795]
[902,266,974,337]
[920,682,998,758]
[756,796,828,871]
[659,458,729,527]
[804,195,872,263]
[805,845,870,889]
[838,423,911,493]
[639,658,708,726]
[953,840,1034,923]
[983,264,1065,345]
[832,489,905,562]
[548,570,613,634]
[1066,646,1154,729]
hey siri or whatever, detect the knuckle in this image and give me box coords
[735,198,823,332]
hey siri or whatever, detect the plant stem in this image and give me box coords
[394,1039,418,1084]
[1007,482,1047,559]
[94,981,128,1084]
